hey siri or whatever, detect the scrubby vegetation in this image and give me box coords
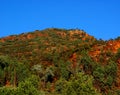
[0,28,120,94]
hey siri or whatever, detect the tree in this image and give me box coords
[59,60,70,80]
[93,60,117,93]
[0,55,31,87]
[0,86,17,95]
[0,55,11,86]
[17,75,40,95]
[80,51,95,74]
[55,72,100,95]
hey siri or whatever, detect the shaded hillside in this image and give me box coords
[0,28,120,95]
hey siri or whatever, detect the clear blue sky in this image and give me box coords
[0,0,120,40]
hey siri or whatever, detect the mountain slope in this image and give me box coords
[0,28,120,94]
[0,28,95,65]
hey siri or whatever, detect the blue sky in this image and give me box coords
[0,0,120,40]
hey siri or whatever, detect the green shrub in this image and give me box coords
[17,75,40,95]
[0,86,17,95]
[55,72,100,95]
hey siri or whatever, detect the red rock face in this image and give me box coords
[89,40,120,62]
[105,40,120,53]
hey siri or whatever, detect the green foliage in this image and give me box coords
[80,51,95,74]
[93,65,105,82]
[55,72,100,95]
[0,55,12,86]
[0,55,31,87]
[115,48,120,60]
[55,78,66,94]
[17,75,40,95]
[0,75,40,95]
[45,66,55,82]
[106,60,117,78]
[0,87,17,95]
[59,60,70,80]
[93,60,117,92]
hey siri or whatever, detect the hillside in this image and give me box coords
[0,28,95,64]
[0,28,120,95]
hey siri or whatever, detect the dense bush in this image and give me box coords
[55,72,100,95]
[0,75,40,95]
